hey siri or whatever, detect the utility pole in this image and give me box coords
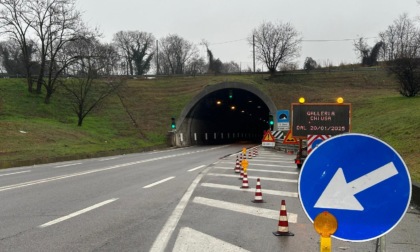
[253,35,256,73]
[156,40,159,75]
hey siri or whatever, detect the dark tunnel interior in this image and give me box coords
[186,88,271,144]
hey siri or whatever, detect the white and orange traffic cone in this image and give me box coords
[240,172,249,189]
[252,178,264,203]
[234,158,241,173]
[273,200,294,236]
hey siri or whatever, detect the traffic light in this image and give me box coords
[171,117,176,130]
[228,90,233,99]
[269,114,274,130]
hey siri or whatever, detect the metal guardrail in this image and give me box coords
[274,139,299,154]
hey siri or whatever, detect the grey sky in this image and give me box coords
[78,0,419,69]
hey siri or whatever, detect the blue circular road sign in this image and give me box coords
[299,133,411,242]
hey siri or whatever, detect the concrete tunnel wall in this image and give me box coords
[169,82,278,147]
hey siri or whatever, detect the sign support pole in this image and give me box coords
[320,236,332,252]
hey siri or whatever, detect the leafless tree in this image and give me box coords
[222,61,241,73]
[353,37,370,62]
[380,14,420,97]
[158,34,198,75]
[27,0,90,103]
[62,38,124,126]
[249,21,302,75]
[0,0,35,91]
[379,13,420,61]
[113,30,155,75]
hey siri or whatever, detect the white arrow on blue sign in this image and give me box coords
[298,133,411,242]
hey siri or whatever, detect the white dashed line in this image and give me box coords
[143,176,175,188]
[39,198,118,228]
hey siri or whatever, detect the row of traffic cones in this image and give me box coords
[234,147,294,237]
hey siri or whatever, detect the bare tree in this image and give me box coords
[112,31,133,75]
[353,37,370,62]
[381,14,420,97]
[249,21,301,75]
[303,57,317,73]
[0,0,35,91]
[28,0,89,103]
[63,38,124,126]
[380,13,419,61]
[113,31,155,76]
[222,61,240,73]
[353,38,383,66]
[158,34,198,75]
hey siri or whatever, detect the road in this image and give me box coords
[0,145,419,251]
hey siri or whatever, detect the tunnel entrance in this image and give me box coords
[171,82,278,146]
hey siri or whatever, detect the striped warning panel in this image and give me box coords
[271,131,285,139]
[307,135,331,154]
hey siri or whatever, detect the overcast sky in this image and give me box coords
[77,0,420,69]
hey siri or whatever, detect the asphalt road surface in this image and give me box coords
[0,145,419,251]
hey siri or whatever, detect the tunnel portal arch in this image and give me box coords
[171,82,278,146]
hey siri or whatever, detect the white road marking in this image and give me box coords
[149,167,210,252]
[173,227,251,252]
[0,170,31,177]
[99,157,119,161]
[212,167,298,175]
[0,147,220,193]
[201,183,299,198]
[143,176,175,188]
[39,198,118,228]
[193,197,297,223]
[249,159,294,163]
[249,163,296,168]
[207,173,298,183]
[54,162,82,168]
[188,165,206,172]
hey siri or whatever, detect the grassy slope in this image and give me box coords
[0,71,419,182]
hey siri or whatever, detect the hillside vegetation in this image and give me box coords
[0,70,419,182]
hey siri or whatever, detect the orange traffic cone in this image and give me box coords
[240,172,249,189]
[273,200,294,236]
[234,158,240,173]
[252,178,264,203]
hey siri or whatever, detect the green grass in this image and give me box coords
[1,71,419,182]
